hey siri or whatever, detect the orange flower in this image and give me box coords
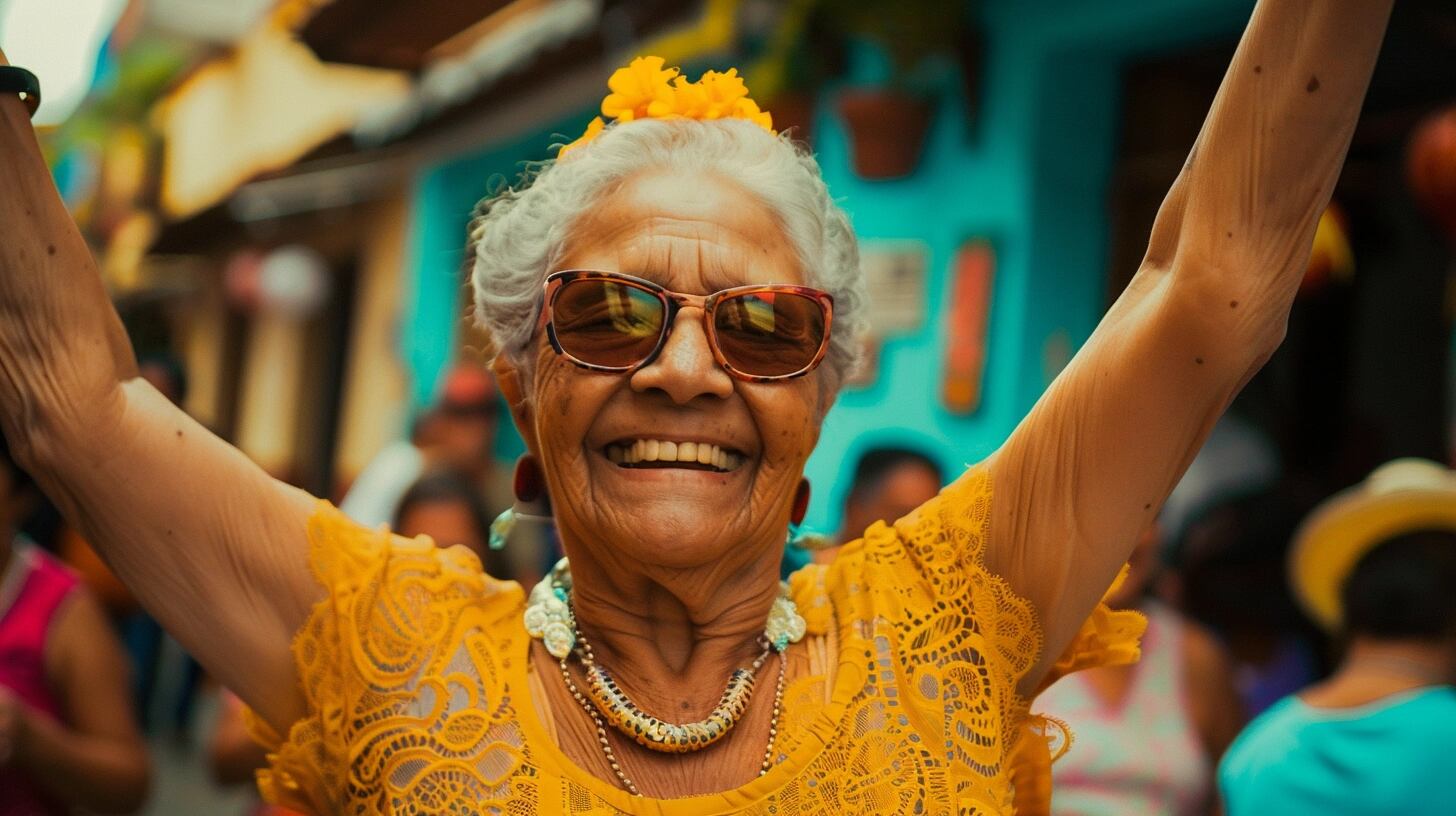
[731,97,773,132]
[601,56,677,122]
[558,116,604,157]
[558,57,776,158]
[696,69,752,118]
[649,75,706,119]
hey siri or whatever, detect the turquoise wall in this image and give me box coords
[401,0,1252,533]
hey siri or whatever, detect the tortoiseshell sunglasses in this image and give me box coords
[541,270,834,382]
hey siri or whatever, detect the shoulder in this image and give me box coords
[43,581,118,679]
[23,545,82,595]
[1220,695,1303,770]
[1391,687,1456,724]
[8,545,83,626]
[304,500,520,623]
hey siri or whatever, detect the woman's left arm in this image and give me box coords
[983,0,1393,695]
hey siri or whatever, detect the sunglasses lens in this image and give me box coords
[551,278,666,368]
[714,291,827,378]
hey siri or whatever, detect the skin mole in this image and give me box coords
[1306,75,1320,92]
[1195,357,1205,365]
[1230,300,1239,309]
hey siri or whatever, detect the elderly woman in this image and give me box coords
[0,1,1391,813]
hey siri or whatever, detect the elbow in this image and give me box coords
[89,753,153,815]
[122,753,154,814]
[1165,263,1294,367]
[3,379,126,485]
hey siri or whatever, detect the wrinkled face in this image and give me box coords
[432,411,496,476]
[510,170,830,573]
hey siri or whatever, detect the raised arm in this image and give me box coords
[0,52,317,731]
[983,0,1394,693]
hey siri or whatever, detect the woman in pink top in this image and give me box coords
[0,436,150,815]
[1037,526,1245,816]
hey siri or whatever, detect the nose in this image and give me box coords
[630,307,734,404]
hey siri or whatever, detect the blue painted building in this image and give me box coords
[400,0,1253,532]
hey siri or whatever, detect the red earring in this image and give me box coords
[787,479,831,551]
[790,479,811,527]
[493,455,551,552]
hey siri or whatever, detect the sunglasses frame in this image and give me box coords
[541,270,834,382]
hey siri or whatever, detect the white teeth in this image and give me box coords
[605,439,741,471]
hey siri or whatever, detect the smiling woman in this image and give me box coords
[0,3,1397,814]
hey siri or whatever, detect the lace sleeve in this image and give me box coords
[244,501,508,814]
[840,466,1144,815]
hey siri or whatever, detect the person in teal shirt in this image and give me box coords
[1218,459,1456,815]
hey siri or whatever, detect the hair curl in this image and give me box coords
[467,118,864,387]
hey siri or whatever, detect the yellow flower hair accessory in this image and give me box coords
[558,57,774,157]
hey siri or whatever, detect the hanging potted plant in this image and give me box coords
[745,5,845,148]
[824,0,966,180]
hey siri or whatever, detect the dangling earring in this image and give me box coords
[490,454,554,551]
[786,478,832,551]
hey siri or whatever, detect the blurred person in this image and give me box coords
[1219,458,1456,816]
[393,467,515,578]
[341,366,559,583]
[340,364,498,529]
[810,446,942,565]
[1170,488,1324,716]
[1038,524,1244,816]
[0,4,1396,811]
[1158,415,1279,553]
[0,434,150,814]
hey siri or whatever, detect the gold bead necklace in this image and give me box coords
[526,559,801,795]
[557,640,787,796]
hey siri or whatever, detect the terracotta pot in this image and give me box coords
[1407,105,1456,242]
[837,90,934,180]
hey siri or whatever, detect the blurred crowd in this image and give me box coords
[2,349,1453,815]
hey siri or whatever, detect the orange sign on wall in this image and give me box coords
[942,239,995,414]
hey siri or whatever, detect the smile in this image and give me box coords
[604,439,743,473]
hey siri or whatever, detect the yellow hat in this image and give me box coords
[1290,458,1456,631]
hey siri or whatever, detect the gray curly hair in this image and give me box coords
[467,117,865,388]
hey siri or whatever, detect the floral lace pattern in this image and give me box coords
[251,468,1144,815]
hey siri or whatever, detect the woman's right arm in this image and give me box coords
[0,52,317,733]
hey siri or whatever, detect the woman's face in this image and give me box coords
[510,170,831,574]
[397,498,486,558]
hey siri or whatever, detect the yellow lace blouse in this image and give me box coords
[249,467,1143,815]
